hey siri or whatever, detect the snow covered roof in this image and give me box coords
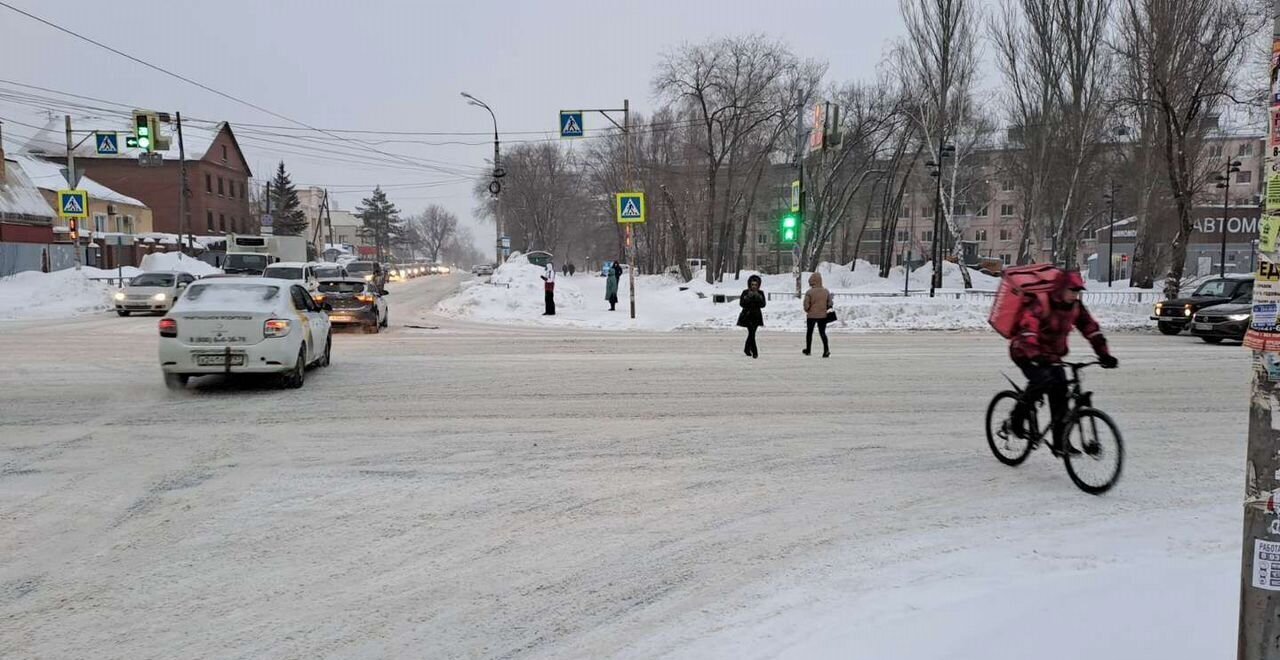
[19,116,222,163]
[13,156,146,207]
[0,158,56,220]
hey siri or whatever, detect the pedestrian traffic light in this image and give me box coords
[780,213,800,244]
[67,218,78,241]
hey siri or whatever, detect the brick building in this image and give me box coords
[20,118,254,239]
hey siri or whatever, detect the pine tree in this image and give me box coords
[269,162,308,236]
[355,186,402,262]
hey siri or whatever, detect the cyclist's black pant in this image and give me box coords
[1016,361,1069,446]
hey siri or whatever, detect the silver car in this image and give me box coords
[114,271,197,316]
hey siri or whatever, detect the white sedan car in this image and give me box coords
[158,278,332,390]
[113,271,197,316]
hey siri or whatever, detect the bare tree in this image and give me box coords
[409,204,459,263]
[1114,0,1259,298]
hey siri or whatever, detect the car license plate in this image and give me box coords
[1194,323,1214,331]
[196,354,245,366]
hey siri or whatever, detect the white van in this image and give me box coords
[262,261,321,296]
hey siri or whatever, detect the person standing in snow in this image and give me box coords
[541,262,556,316]
[569,263,576,277]
[737,274,766,359]
[802,272,833,357]
[605,260,622,311]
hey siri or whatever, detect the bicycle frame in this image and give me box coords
[1003,361,1099,444]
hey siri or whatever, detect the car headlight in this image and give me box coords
[152,293,167,302]
[114,292,126,301]
[1228,313,1251,321]
[1184,305,1192,317]
[1155,303,1163,314]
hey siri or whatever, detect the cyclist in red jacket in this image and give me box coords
[1010,270,1118,453]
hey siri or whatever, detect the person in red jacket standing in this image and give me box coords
[1010,270,1118,453]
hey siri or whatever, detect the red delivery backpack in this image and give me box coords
[988,264,1062,338]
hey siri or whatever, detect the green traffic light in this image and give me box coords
[782,228,796,242]
[781,214,798,229]
[138,136,151,149]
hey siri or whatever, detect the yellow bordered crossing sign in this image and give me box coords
[615,192,645,224]
[58,189,89,219]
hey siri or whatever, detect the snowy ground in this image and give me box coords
[0,274,1249,659]
[0,253,219,321]
[438,257,1157,332]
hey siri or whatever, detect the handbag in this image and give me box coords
[825,310,838,323]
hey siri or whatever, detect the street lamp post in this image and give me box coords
[461,92,504,267]
[1103,181,1118,287]
[1215,158,1242,277]
[927,143,955,297]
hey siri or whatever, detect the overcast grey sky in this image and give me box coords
[2,0,913,250]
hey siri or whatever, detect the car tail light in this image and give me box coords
[356,294,375,303]
[313,294,326,303]
[264,318,292,338]
[159,318,177,337]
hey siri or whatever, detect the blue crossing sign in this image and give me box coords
[58,189,89,219]
[615,192,645,224]
[560,111,584,138]
[95,132,119,155]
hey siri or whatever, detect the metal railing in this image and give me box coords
[766,289,1160,305]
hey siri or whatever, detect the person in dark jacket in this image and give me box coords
[1010,270,1118,453]
[737,274,766,359]
[541,262,556,316]
[605,260,622,311]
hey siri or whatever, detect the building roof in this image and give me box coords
[13,156,146,207]
[18,116,248,174]
[0,158,56,221]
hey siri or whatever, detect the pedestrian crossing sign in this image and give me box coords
[95,132,119,155]
[560,111,584,138]
[57,189,89,219]
[616,192,645,224]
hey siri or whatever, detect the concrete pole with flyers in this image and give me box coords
[1238,2,1280,656]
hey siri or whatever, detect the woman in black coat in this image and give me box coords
[737,274,766,359]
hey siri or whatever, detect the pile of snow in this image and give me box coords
[437,258,1154,332]
[0,269,115,320]
[139,252,221,276]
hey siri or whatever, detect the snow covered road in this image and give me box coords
[0,274,1252,659]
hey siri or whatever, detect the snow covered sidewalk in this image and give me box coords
[436,256,1156,332]
[0,253,219,321]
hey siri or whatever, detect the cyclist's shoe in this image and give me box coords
[1050,439,1082,457]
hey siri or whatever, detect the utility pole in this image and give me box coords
[1104,181,1116,287]
[64,115,81,271]
[624,99,637,319]
[176,112,190,256]
[794,91,806,298]
[1218,158,1243,277]
[1238,2,1280,655]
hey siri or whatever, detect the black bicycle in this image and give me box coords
[985,361,1124,494]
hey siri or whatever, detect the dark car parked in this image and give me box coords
[1151,275,1254,335]
[1189,294,1254,344]
[315,278,389,333]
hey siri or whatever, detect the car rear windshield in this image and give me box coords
[318,281,366,294]
[177,283,280,309]
[130,273,174,287]
[314,266,343,278]
[225,254,269,272]
[1193,280,1233,297]
[264,267,304,280]
[346,262,374,274]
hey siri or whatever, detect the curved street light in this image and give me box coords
[461,92,504,265]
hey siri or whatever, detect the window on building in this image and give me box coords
[241,182,248,200]
[93,214,107,233]
[757,233,769,245]
[1239,142,1255,156]
[977,205,989,217]
[1000,204,1015,217]
[205,174,212,194]
[221,145,228,161]
[1001,254,1012,265]
[1002,180,1014,192]
[975,229,988,241]
[866,229,882,242]
[217,177,224,196]
[899,205,911,219]
[1208,143,1224,158]
[219,214,226,232]
[1239,171,1253,184]
[120,215,133,233]
[922,230,934,242]
[1000,228,1012,241]
[228,181,235,199]
[922,206,932,218]
[897,229,910,242]
[954,204,967,216]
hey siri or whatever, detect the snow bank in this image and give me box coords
[0,269,115,320]
[437,259,1153,332]
[139,252,222,276]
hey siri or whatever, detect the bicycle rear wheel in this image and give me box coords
[986,391,1032,466]
[1063,408,1124,494]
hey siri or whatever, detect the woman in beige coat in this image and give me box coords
[802,272,832,357]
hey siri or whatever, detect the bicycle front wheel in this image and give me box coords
[986,390,1032,466]
[1063,408,1124,495]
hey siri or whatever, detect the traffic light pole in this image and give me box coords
[176,112,190,256]
[1239,2,1280,655]
[64,115,81,271]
